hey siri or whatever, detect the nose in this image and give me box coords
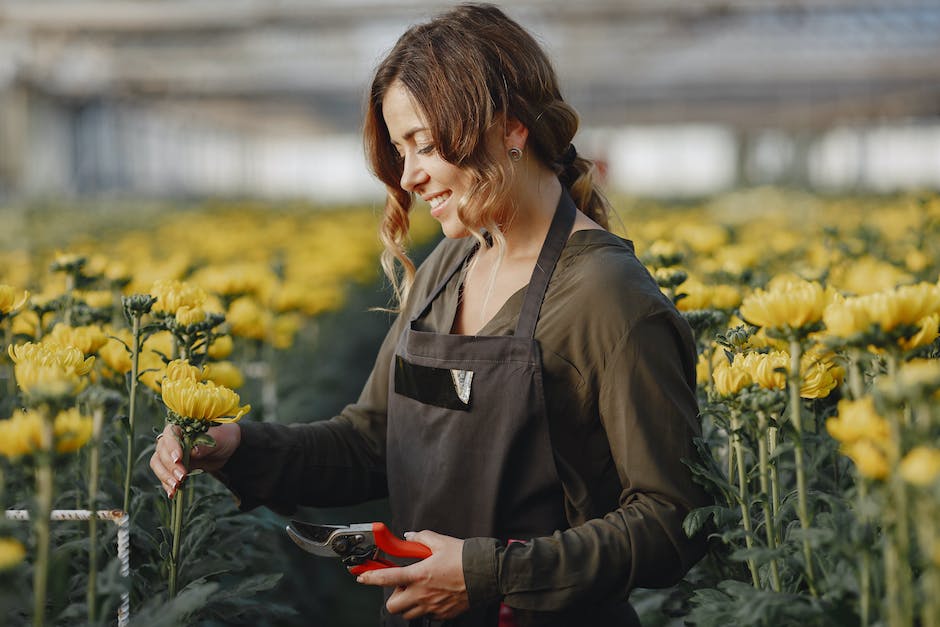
[399,152,428,193]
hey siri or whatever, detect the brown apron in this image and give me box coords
[384,191,640,627]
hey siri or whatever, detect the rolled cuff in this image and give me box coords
[462,536,503,608]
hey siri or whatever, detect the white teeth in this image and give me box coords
[428,192,450,209]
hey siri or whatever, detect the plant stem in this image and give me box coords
[731,409,760,588]
[884,352,913,627]
[858,477,871,627]
[87,406,105,623]
[123,314,141,515]
[756,411,781,591]
[3,321,15,399]
[33,408,55,627]
[168,433,191,598]
[789,338,817,596]
[767,423,781,542]
[848,349,865,400]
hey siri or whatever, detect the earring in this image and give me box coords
[508,147,523,162]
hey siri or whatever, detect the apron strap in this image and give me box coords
[410,240,478,323]
[514,190,577,339]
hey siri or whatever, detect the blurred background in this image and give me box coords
[1,0,939,202]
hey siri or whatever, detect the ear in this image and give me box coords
[503,116,529,151]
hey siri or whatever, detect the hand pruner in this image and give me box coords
[286,521,432,575]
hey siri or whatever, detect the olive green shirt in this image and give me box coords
[218,229,709,613]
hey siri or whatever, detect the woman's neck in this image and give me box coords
[496,169,563,261]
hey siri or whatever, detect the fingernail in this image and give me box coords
[356,576,364,584]
[171,451,180,463]
[174,469,185,481]
[404,532,414,539]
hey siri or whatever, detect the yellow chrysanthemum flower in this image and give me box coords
[161,378,250,424]
[739,279,830,331]
[741,351,789,391]
[271,314,301,350]
[203,361,244,389]
[11,309,40,338]
[0,538,26,571]
[227,296,269,340]
[829,255,913,296]
[8,342,95,398]
[98,329,133,376]
[712,357,753,397]
[899,446,940,487]
[143,330,175,358]
[190,263,277,298]
[54,407,94,453]
[823,296,872,338]
[0,285,29,316]
[898,313,939,351]
[75,290,114,309]
[676,279,742,312]
[175,305,207,327]
[826,397,890,444]
[871,283,940,331]
[843,440,890,480]
[150,279,207,315]
[138,350,167,393]
[207,334,234,360]
[0,408,93,457]
[164,359,204,382]
[799,345,845,399]
[44,323,109,356]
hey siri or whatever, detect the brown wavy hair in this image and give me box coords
[364,2,610,307]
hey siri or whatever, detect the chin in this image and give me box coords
[438,218,470,239]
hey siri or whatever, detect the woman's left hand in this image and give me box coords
[356,530,469,620]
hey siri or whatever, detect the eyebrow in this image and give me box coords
[391,126,429,145]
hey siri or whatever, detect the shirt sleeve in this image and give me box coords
[213,308,409,514]
[462,310,711,610]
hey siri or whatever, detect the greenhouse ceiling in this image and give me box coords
[0,0,938,130]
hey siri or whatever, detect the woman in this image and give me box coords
[151,4,710,625]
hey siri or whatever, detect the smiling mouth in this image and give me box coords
[426,192,451,216]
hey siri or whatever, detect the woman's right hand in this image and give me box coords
[149,423,242,498]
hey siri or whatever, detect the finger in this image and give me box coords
[386,585,418,617]
[403,529,442,550]
[356,565,418,588]
[149,450,178,498]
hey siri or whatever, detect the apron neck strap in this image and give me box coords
[514,189,577,339]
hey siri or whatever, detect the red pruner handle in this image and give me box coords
[349,558,394,576]
[372,522,432,560]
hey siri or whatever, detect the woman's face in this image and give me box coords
[382,81,474,239]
